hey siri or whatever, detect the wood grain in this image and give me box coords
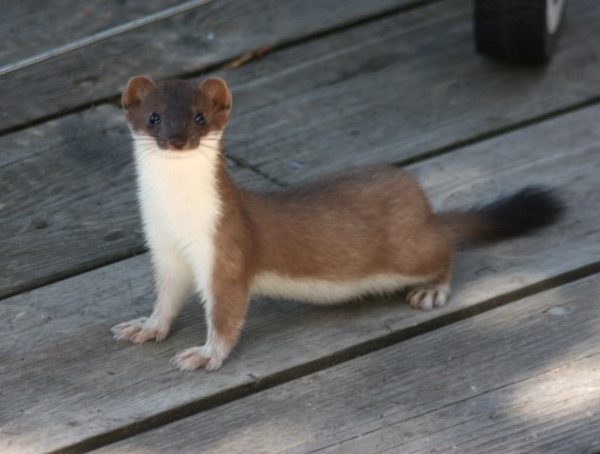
[1,103,599,452]
[0,0,183,66]
[101,274,600,454]
[0,0,408,131]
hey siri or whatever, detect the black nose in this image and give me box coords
[168,136,187,150]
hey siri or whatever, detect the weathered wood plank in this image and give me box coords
[3,0,600,299]
[101,274,600,454]
[0,105,275,299]
[220,0,600,184]
[1,103,599,452]
[0,0,183,66]
[0,0,410,131]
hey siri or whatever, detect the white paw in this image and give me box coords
[111,317,169,344]
[407,285,450,311]
[170,346,224,371]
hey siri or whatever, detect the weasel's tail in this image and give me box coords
[438,186,564,245]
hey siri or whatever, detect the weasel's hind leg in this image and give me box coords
[407,282,450,311]
[402,228,454,311]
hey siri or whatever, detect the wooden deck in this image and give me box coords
[1,1,599,452]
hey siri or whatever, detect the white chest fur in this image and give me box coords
[133,132,222,292]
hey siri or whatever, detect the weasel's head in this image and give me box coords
[121,76,232,152]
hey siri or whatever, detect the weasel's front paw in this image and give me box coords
[170,346,224,371]
[111,317,169,344]
[407,285,450,311]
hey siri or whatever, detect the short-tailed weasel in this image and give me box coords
[111,76,563,371]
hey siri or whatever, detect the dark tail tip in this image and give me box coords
[476,186,565,241]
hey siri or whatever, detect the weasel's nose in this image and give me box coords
[168,136,187,150]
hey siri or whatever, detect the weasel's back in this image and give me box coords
[250,165,431,218]
[245,165,440,282]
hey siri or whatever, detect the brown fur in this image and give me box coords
[246,168,451,281]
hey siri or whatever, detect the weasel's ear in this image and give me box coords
[122,76,155,109]
[199,78,232,113]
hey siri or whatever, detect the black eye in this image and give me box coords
[195,113,207,126]
[148,112,161,125]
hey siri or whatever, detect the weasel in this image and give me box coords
[111,76,563,371]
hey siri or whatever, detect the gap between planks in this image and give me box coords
[392,94,600,169]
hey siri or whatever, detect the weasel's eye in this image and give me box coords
[195,113,207,126]
[148,112,161,125]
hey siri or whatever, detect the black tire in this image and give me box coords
[474,0,567,63]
